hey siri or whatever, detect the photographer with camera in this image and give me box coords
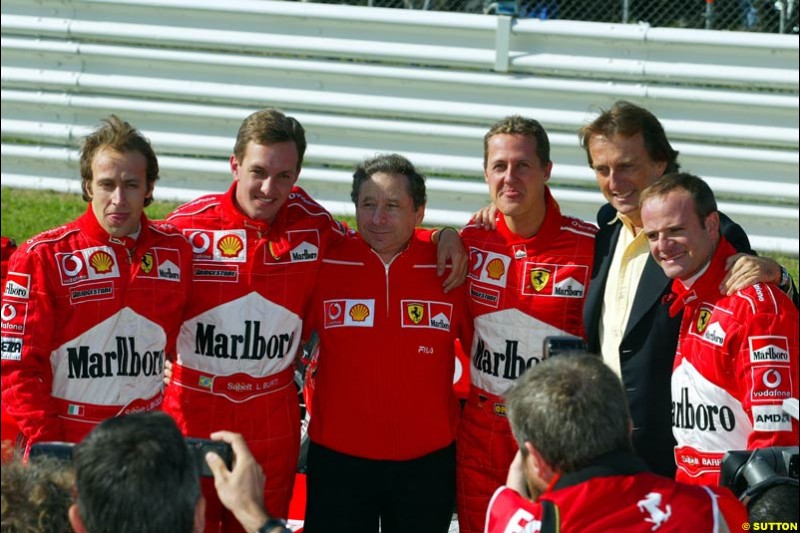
[68,412,290,533]
[486,352,748,532]
[722,444,799,523]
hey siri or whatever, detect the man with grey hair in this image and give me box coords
[485,353,747,532]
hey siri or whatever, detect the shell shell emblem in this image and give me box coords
[696,307,712,333]
[349,303,370,322]
[89,251,114,273]
[485,258,505,280]
[217,235,244,258]
[530,268,550,292]
[140,252,154,274]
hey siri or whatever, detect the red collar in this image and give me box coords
[668,237,736,317]
[495,186,562,247]
[79,204,149,251]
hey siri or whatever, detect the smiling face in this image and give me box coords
[87,148,152,237]
[484,133,552,232]
[356,171,424,263]
[231,140,299,222]
[588,132,668,228]
[641,189,719,281]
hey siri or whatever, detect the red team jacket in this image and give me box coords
[306,229,472,460]
[1,207,191,447]
[669,238,799,485]
[485,452,748,533]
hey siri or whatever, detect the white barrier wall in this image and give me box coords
[2,0,797,253]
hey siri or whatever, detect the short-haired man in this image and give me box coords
[1,116,191,451]
[485,353,748,532]
[161,110,465,531]
[579,100,795,478]
[640,173,798,485]
[456,116,597,533]
[302,154,470,533]
[68,411,288,533]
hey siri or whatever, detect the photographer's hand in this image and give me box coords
[207,431,269,533]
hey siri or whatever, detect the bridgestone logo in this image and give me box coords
[72,287,113,299]
[196,269,236,278]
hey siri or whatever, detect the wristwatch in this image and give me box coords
[258,517,291,533]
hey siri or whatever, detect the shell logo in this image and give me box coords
[89,251,115,273]
[349,303,370,322]
[218,235,244,258]
[486,258,505,280]
[268,241,281,260]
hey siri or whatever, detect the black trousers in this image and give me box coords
[303,441,456,533]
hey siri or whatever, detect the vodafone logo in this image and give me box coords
[327,302,342,321]
[189,231,211,254]
[62,254,83,277]
[1,304,16,321]
[762,369,782,389]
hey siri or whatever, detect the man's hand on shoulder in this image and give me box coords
[434,227,467,293]
[720,254,786,296]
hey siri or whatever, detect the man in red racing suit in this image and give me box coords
[162,181,345,529]
[1,116,191,451]
[486,451,747,532]
[640,173,799,486]
[486,351,747,533]
[457,117,596,533]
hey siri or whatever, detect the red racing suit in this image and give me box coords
[161,184,345,530]
[1,207,191,450]
[458,188,597,533]
[668,238,799,486]
[485,452,748,533]
[306,228,471,460]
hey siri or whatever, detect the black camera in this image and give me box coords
[185,438,233,478]
[30,438,233,479]
[29,441,75,462]
[542,335,587,359]
[720,446,799,503]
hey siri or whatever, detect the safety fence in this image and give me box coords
[1,0,798,253]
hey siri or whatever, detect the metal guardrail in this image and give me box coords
[1,0,798,254]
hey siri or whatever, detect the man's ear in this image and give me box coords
[525,442,556,483]
[69,503,88,533]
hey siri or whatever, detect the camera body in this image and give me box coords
[29,441,75,462]
[720,446,799,502]
[29,437,233,478]
[185,438,233,477]
[542,335,588,359]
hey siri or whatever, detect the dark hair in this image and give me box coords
[640,172,718,227]
[233,108,307,172]
[579,101,679,174]
[80,115,159,207]
[0,454,75,533]
[72,412,200,533]
[351,153,427,210]
[506,352,632,472]
[483,115,551,169]
[748,484,800,522]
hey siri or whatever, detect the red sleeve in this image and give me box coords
[485,487,543,533]
[1,248,65,444]
[737,285,799,449]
